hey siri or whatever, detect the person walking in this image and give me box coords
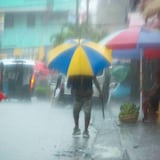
[67,75,103,138]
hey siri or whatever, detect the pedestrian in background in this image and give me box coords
[67,75,103,138]
[142,69,160,122]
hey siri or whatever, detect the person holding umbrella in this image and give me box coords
[67,75,103,138]
[47,38,112,137]
[142,69,160,122]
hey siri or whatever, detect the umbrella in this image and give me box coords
[34,61,51,76]
[47,39,112,119]
[99,26,160,120]
[47,39,112,76]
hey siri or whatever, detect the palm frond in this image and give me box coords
[143,0,160,18]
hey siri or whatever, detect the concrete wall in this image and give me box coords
[1,12,67,49]
[89,0,131,32]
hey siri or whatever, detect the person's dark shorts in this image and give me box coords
[73,97,92,116]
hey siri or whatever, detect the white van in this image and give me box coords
[0,59,35,101]
[50,68,110,104]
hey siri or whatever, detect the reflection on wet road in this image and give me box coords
[0,99,96,160]
[54,135,95,160]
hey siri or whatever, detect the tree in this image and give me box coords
[51,23,108,47]
[139,0,160,30]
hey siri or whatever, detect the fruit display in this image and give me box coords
[119,102,139,122]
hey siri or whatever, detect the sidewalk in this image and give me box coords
[92,99,160,160]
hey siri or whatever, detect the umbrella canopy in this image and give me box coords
[47,39,112,76]
[99,26,160,120]
[99,26,160,59]
[34,61,51,76]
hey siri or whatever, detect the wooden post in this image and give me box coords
[157,100,160,124]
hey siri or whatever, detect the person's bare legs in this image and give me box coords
[72,100,81,136]
[143,101,148,121]
[84,112,90,130]
[73,102,81,128]
[143,100,152,122]
[83,98,92,138]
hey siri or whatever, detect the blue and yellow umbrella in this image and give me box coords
[47,39,112,76]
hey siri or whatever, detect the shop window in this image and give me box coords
[4,14,14,28]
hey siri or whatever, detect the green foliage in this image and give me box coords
[35,85,50,99]
[119,102,139,118]
[34,80,50,99]
[51,23,108,46]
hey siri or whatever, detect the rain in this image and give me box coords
[0,99,98,160]
[1,0,160,160]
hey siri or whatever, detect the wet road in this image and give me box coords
[0,99,97,160]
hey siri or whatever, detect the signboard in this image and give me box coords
[13,48,22,57]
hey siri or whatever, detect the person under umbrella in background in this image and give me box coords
[67,75,103,138]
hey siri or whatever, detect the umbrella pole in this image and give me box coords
[139,48,144,121]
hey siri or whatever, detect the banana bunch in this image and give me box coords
[119,102,139,118]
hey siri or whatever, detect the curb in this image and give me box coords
[91,106,129,160]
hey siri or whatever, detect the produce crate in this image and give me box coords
[119,113,138,123]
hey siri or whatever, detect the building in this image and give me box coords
[0,0,76,59]
[80,0,139,33]
[0,0,141,59]
[89,0,131,32]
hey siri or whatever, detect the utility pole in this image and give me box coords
[76,0,79,25]
[86,0,90,26]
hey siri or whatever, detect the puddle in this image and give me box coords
[93,145,122,159]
